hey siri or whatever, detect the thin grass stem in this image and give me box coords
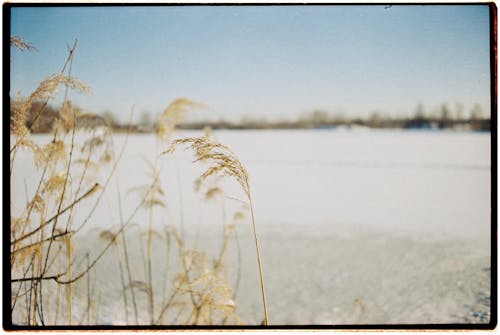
[247,190,269,326]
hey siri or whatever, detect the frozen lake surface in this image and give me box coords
[11,129,492,325]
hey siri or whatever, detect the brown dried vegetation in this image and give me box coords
[11,38,267,326]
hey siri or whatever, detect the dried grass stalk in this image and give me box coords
[164,137,269,325]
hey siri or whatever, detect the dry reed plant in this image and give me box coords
[11,36,263,327]
[118,98,244,325]
[203,183,245,316]
[164,137,270,325]
[154,226,241,325]
[9,38,125,326]
[200,180,232,279]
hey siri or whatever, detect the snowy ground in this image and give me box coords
[11,129,492,325]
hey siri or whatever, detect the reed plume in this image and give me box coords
[10,36,37,52]
[10,74,90,154]
[157,98,205,141]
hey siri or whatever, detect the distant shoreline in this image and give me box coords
[15,99,491,134]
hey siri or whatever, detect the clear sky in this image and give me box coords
[9,5,491,123]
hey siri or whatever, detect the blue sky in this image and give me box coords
[10,5,491,123]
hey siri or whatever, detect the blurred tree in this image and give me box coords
[368,111,382,128]
[470,103,489,131]
[25,100,58,133]
[439,103,451,129]
[470,103,484,120]
[415,101,425,120]
[310,109,330,127]
[139,110,153,132]
[455,102,464,120]
[102,110,119,128]
[331,112,346,125]
[405,102,428,129]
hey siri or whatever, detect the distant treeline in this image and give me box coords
[176,113,491,131]
[11,99,491,133]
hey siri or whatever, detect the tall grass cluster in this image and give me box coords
[9,37,268,326]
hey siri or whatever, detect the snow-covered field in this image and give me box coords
[11,129,492,325]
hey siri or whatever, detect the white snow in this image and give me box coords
[10,129,492,325]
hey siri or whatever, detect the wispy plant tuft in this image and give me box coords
[10,74,91,153]
[10,36,38,52]
[164,137,249,195]
[157,98,205,141]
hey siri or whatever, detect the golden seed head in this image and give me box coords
[42,171,68,195]
[99,229,118,245]
[10,36,37,51]
[164,137,250,198]
[157,98,205,141]
[34,140,66,169]
[233,212,245,222]
[205,186,223,200]
[55,100,77,133]
[29,194,45,214]
[203,125,213,139]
